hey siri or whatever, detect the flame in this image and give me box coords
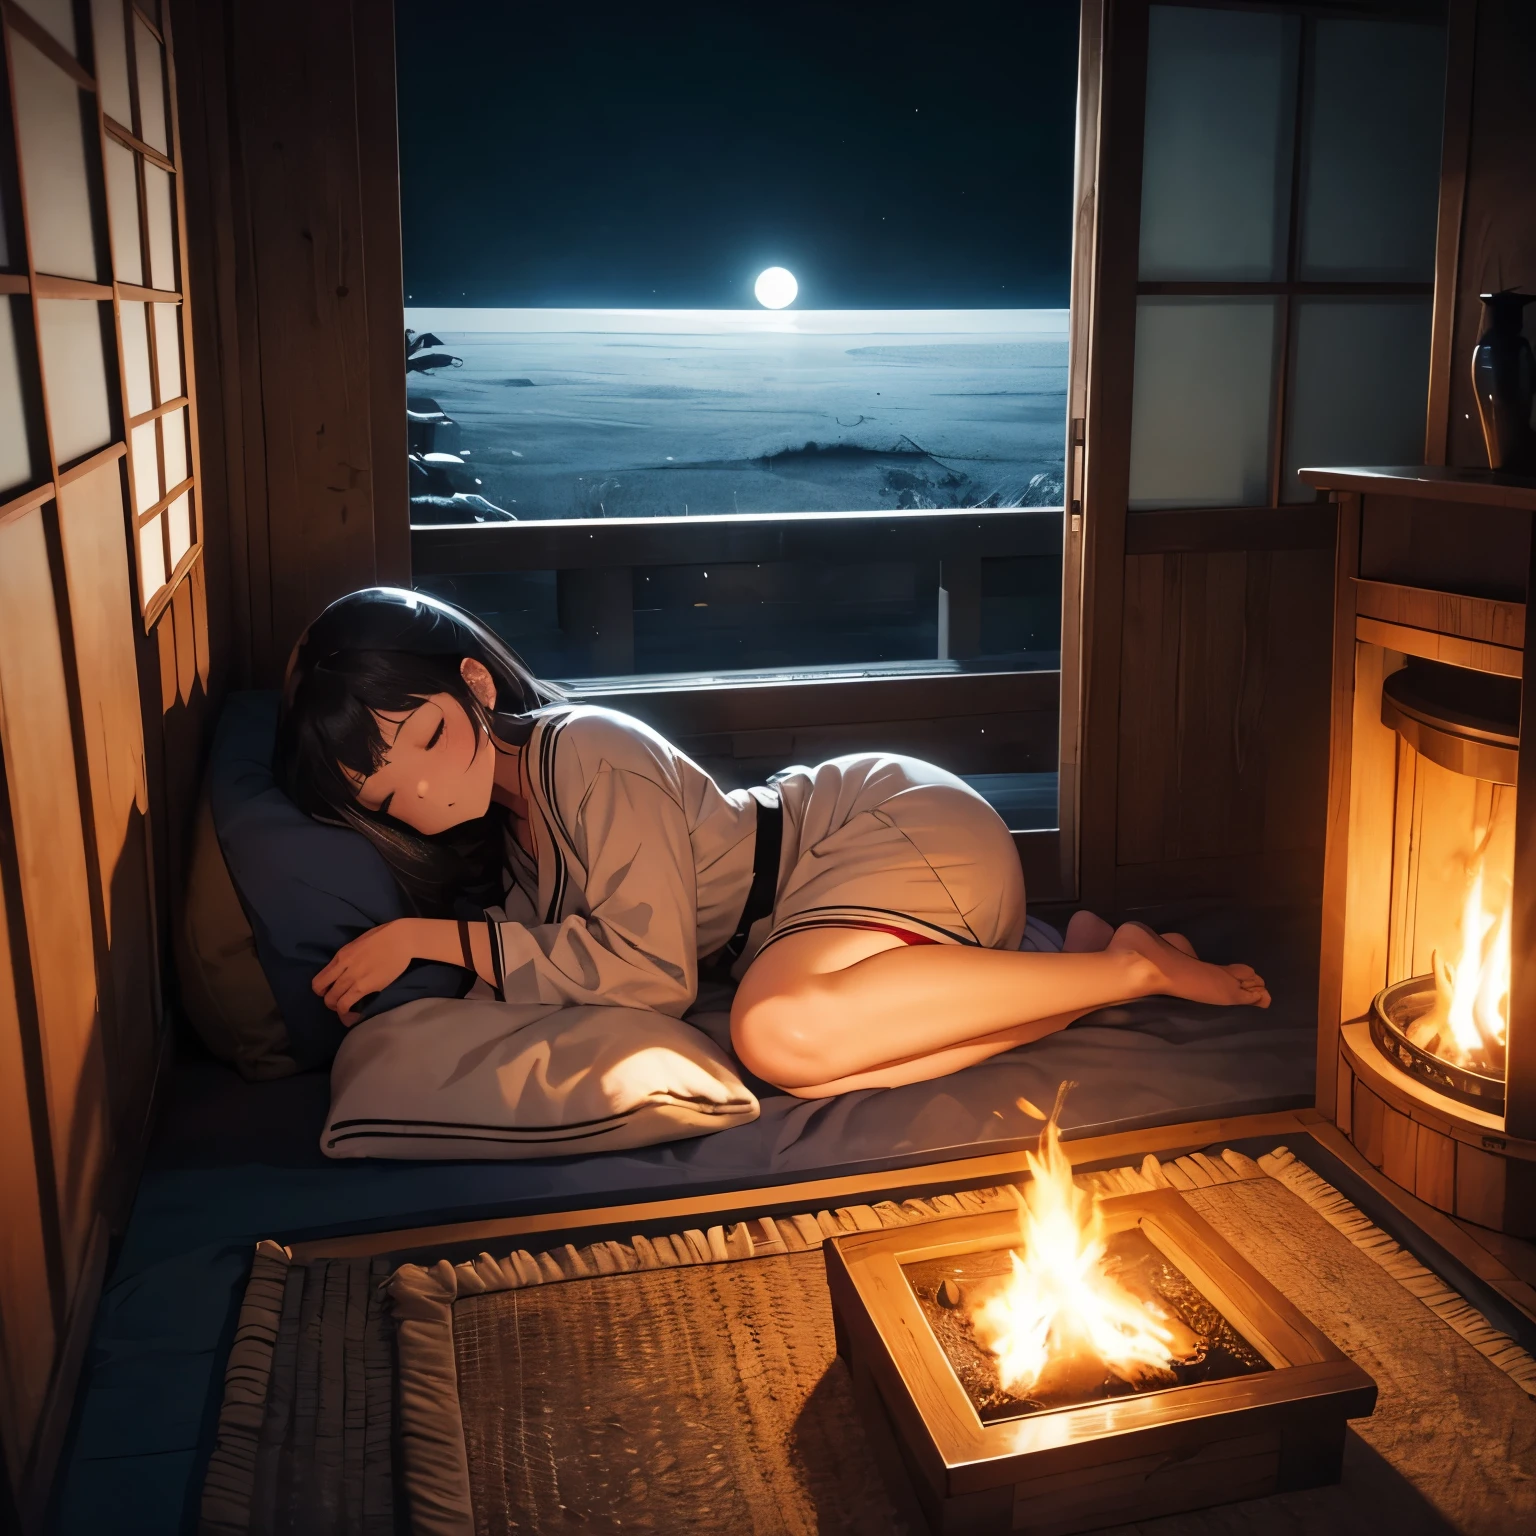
[1434,866,1510,1061]
[969,1084,1180,1397]
[1414,823,1511,1069]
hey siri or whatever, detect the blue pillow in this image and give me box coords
[208,691,471,1070]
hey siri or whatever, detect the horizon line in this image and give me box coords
[403,306,1071,338]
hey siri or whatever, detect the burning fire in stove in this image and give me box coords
[1407,823,1511,1075]
[968,1085,1198,1399]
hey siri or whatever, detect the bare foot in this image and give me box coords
[1064,910,1115,952]
[1161,931,1196,957]
[1109,922,1270,1009]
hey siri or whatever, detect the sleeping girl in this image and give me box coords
[277,587,1268,1100]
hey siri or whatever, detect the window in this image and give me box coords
[0,0,202,624]
[1128,6,1443,512]
[399,0,1081,842]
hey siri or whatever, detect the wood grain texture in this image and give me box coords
[174,0,409,684]
[1380,1105,1418,1193]
[1115,549,1332,886]
[1444,0,1536,473]
[1055,0,1105,911]
[1457,1145,1508,1231]
[0,510,110,1299]
[1425,0,1478,467]
[1354,1083,1387,1170]
[1510,519,1536,1139]
[1355,613,1521,678]
[1317,496,1361,1121]
[1123,505,1336,556]
[1339,644,1396,1024]
[1359,494,1530,602]
[1354,578,1524,649]
[55,458,162,1156]
[1336,1058,1354,1137]
[1415,1124,1457,1214]
[0,760,58,1499]
[1074,0,1148,915]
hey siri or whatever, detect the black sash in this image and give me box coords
[705,786,783,979]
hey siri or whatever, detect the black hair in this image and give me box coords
[275,587,565,915]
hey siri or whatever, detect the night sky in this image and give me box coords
[395,1,1081,310]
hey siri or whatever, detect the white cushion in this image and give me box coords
[322,996,759,1159]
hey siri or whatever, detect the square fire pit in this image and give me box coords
[826,1189,1377,1535]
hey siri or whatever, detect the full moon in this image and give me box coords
[754,267,798,309]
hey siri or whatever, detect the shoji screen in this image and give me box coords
[1075,0,1449,915]
[0,0,195,1517]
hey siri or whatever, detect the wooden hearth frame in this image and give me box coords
[826,1191,1376,1536]
[1308,466,1536,1237]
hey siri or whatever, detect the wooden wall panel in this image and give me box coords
[1444,0,1536,472]
[169,0,409,688]
[55,458,161,1145]
[0,775,57,1501]
[1115,546,1332,896]
[0,510,109,1297]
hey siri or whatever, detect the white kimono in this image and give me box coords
[480,705,1026,1014]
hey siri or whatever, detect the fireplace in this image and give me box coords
[826,1192,1375,1536]
[1309,465,1536,1238]
[1370,655,1517,1113]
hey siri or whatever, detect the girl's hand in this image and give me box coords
[313,919,423,1023]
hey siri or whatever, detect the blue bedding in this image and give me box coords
[53,903,1316,1534]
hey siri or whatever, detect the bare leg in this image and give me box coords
[1064,910,1115,951]
[782,1010,1090,1098]
[730,920,1268,1095]
[1065,910,1194,957]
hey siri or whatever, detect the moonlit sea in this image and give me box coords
[403,309,1070,521]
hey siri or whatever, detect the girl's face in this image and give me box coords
[351,690,497,835]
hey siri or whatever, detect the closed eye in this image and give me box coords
[378,791,394,816]
[426,719,445,750]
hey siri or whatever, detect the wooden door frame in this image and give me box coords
[1073,0,1148,916]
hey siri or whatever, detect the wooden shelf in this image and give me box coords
[1299,465,1536,511]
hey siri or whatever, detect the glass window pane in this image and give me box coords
[137,512,165,601]
[91,0,133,125]
[1129,297,1278,509]
[160,405,186,488]
[152,303,181,401]
[1139,6,1297,281]
[1282,297,1433,501]
[37,300,114,464]
[142,162,176,289]
[1299,21,1445,282]
[132,17,169,154]
[119,300,152,416]
[16,0,77,55]
[103,136,143,285]
[166,489,191,568]
[408,313,1069,522]
[0,298,36,495]
[129,418,159,512]
[11,38,106,281]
